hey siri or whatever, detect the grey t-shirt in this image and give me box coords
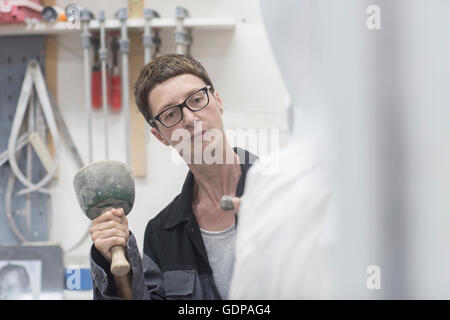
[200,225,236,300]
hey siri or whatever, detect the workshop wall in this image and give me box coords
[49,0,290,278]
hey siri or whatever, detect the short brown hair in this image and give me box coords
[134,54,214,127]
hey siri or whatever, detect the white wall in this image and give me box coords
[50,0,290,271]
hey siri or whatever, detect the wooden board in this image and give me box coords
[128,0,144,19]
[45,35,58,102]
[129,31,148,178]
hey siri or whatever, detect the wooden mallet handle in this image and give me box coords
[110,245,130,276]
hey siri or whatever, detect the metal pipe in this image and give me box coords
[116,7,130,166]
[99,10,109,160]
[80,9,93,163]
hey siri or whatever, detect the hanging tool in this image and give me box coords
[116,7,130,166]
[175,6,192,55]
[110,35,121,111]
[4,59,59,244]
[143,8,160,64]
[2,62,86,246]
[7,59,60,196]
[98,10,109,160]
[80,8,93,163]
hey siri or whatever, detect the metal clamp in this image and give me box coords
[116,8,130,53]
[143,8,161,62]
[98,9,109,160]
[80,8,93,163]
[143,8,160,47]
[115,7,131,165]
[80,9,93,49]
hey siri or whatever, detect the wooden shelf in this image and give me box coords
[0,17,237,36]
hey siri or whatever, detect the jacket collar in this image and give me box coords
[162,147,257,230]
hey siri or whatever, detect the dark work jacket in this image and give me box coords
[90,147,257,300]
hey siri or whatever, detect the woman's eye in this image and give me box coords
[164,111,174,119]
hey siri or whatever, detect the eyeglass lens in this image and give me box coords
[159,89,209,126]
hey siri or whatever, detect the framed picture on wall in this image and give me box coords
[0,244,64,300]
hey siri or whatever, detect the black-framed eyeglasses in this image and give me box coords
[150,85,212,128]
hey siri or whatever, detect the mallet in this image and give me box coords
[73,160,135,276]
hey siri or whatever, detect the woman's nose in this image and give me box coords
[181,106,200,126]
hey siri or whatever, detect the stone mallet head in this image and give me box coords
[73,160,135,276]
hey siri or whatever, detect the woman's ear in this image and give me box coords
[213,90,223,114]
[150,127,170,146]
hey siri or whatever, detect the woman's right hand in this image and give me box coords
[90,208,130,263]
